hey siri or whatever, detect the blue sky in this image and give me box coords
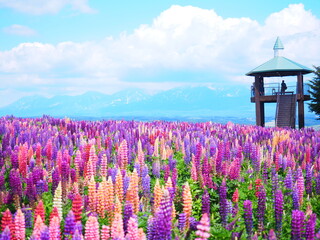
[0,0,319,107]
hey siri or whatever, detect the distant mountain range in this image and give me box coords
[0,86,317,126]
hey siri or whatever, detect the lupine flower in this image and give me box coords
[84,215,99,240]
[305,213,316,240]
[111,212,125,239]
[72,194,83,222]
[182,182,192,230]
[1,209,13,236]
[49,216,60,240]
[14,208,26,240]
[243,200,253,239]
[64,210,76,238]
[257,185,266,233]
[115,168,124,202]
[118,139,129,170]
[126,216,139,240]
[297,176,305,205]
[284,168,293,190]
[195,213,210,240]
[291,210,304,240]
[101,225,111,240]
[202,189,210,215]
[53,182,63,220]
[219,179,228,227]
[305,164,313,196]
[274,189,284,236]
[292,186,300,210]
[0,226,11,240]
[153,179,162,213]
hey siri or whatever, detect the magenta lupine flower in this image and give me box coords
[274,189,284,236]
[291,210,304,240]
[219,179,228,227]
[243,200,253,239]
[305,213,316,240]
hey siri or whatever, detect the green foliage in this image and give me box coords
[308,65,320,119]
[42,191,53,225]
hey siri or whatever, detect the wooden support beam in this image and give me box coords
[254,76,265,127]
[297,73,305,128]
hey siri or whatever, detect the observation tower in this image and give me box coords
[246,37,312,129]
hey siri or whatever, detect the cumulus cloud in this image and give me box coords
[3,24,36,36]
[0,4,319,104]
[0,0,94,14]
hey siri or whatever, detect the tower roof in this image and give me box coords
[246,37,312,77]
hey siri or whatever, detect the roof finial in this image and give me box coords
[273,36,284,57]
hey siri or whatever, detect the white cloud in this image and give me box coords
[0,0,94,14]
[3,24,36,36]
[0,4,319,104]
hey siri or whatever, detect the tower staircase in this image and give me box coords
[275,93,296,128]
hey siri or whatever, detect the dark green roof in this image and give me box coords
[246,56,313,77]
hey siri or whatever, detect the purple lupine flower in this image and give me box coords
[178,213,186,231]
[305,163,313,196]
[9,169,22,197]
[262,161,268,182]
[284,168,293,190]
[123,201,133,233]
[316,173,320,195]
[0,226,11,240]
[22,207,33,229]
[64,210,76,237]
[292,186,300,210]
[72,221,83,237]
[243,200,253,239]
[189,216,200,231]
[142,174,150,198]
[26,175,36,202]
[257,185,266,232]
[305,213,316,240]
[291,210,304,240]
[168,156,176,171]
[274,189,284,236]
[123,175,130,196]
[219,179,228,227]
[152,159,161,178]
[141,165,149,178]
[40,226,50,240]
[0,173,5,191]
[51,168,60,194]
[149,190,172,240]
[202,189,210,215]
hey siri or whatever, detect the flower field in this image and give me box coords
[0,116,320,239]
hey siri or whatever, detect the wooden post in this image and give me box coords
[297,73,304,128]
[254,76,265,127]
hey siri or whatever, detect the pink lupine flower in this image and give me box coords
[14,208,25,240]
[49,216,60,240]
[126,216,139,240]
[111,212,125,239]
[85,215,99,240]
[195,213,210,240]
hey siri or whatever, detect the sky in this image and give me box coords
[0,0,319,107]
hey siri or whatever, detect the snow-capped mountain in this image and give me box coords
[0,86,254,118]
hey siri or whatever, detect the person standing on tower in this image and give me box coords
[281,80,287,94]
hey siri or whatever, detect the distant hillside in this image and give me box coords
[0,86,317,126]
